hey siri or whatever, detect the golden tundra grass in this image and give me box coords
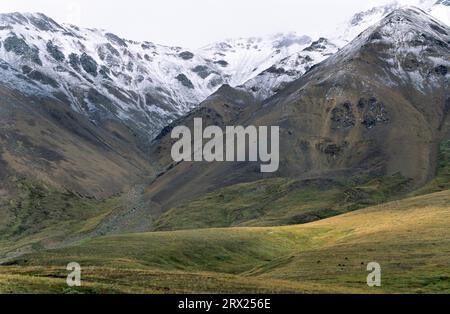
[1,189,449,294]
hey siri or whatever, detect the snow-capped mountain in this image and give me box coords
[148,6,449,216]
[0,1,448,138]
[0,12,231,138]
[0,13,314,138]
[327,5,449,95]
[198,33,312,87]
[241,0,449,100]
[242,38,339,99]
[333,0,449,46]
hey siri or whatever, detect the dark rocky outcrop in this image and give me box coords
[178,51,194,60]
[214,60,229,67]
[46,41,65,61]
[68,53,81,71]
[105,33,128,47]
[26,70,60,88]
[80,53,98,76]
[175,74,194,89]
[331,102,356,130]
[4,34,42,65]
[192,65,214,79]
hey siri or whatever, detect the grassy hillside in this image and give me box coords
[2,189,449,293]
[2,139,446,260]
[153,174,412,231]
[153,138,449,231]
[411,140,450,195]
[0,178,122,259]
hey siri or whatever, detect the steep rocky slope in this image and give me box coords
[0,84,154,199]
[252,6,449,183]
[0,12,221,139]
[0,82,155,248]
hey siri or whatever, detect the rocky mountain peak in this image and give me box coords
[350,3,401,27]
[331,6,449,61]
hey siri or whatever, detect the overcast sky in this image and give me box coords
[0,0,426,48]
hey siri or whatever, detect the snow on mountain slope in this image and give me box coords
[429,0,450,24]
[242,38,338,100]
[332,2,403,47]
[242,0,449,100]
[198,33,312,86]
[0,2,447,138]
[242,4,406,99]
[0,12,235,138]
[333,0,449,46]
[0,13,314,138]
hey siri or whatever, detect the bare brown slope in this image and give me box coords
[0,85,154,199]
[144,8,450,216]
[145,85,263,215]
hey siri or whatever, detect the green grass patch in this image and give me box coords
[153,174,412,231]
[4,189,450,294]
[412,139,450,196]
[0,178,121,258]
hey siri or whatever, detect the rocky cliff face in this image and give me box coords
[242,38,339,100]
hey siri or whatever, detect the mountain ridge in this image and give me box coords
[0,1,447,140]
[144,7,449,230]
[0,12,316,139]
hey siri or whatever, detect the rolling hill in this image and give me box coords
[1,188,449,293]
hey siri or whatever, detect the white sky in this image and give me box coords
[0,0,427,48]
